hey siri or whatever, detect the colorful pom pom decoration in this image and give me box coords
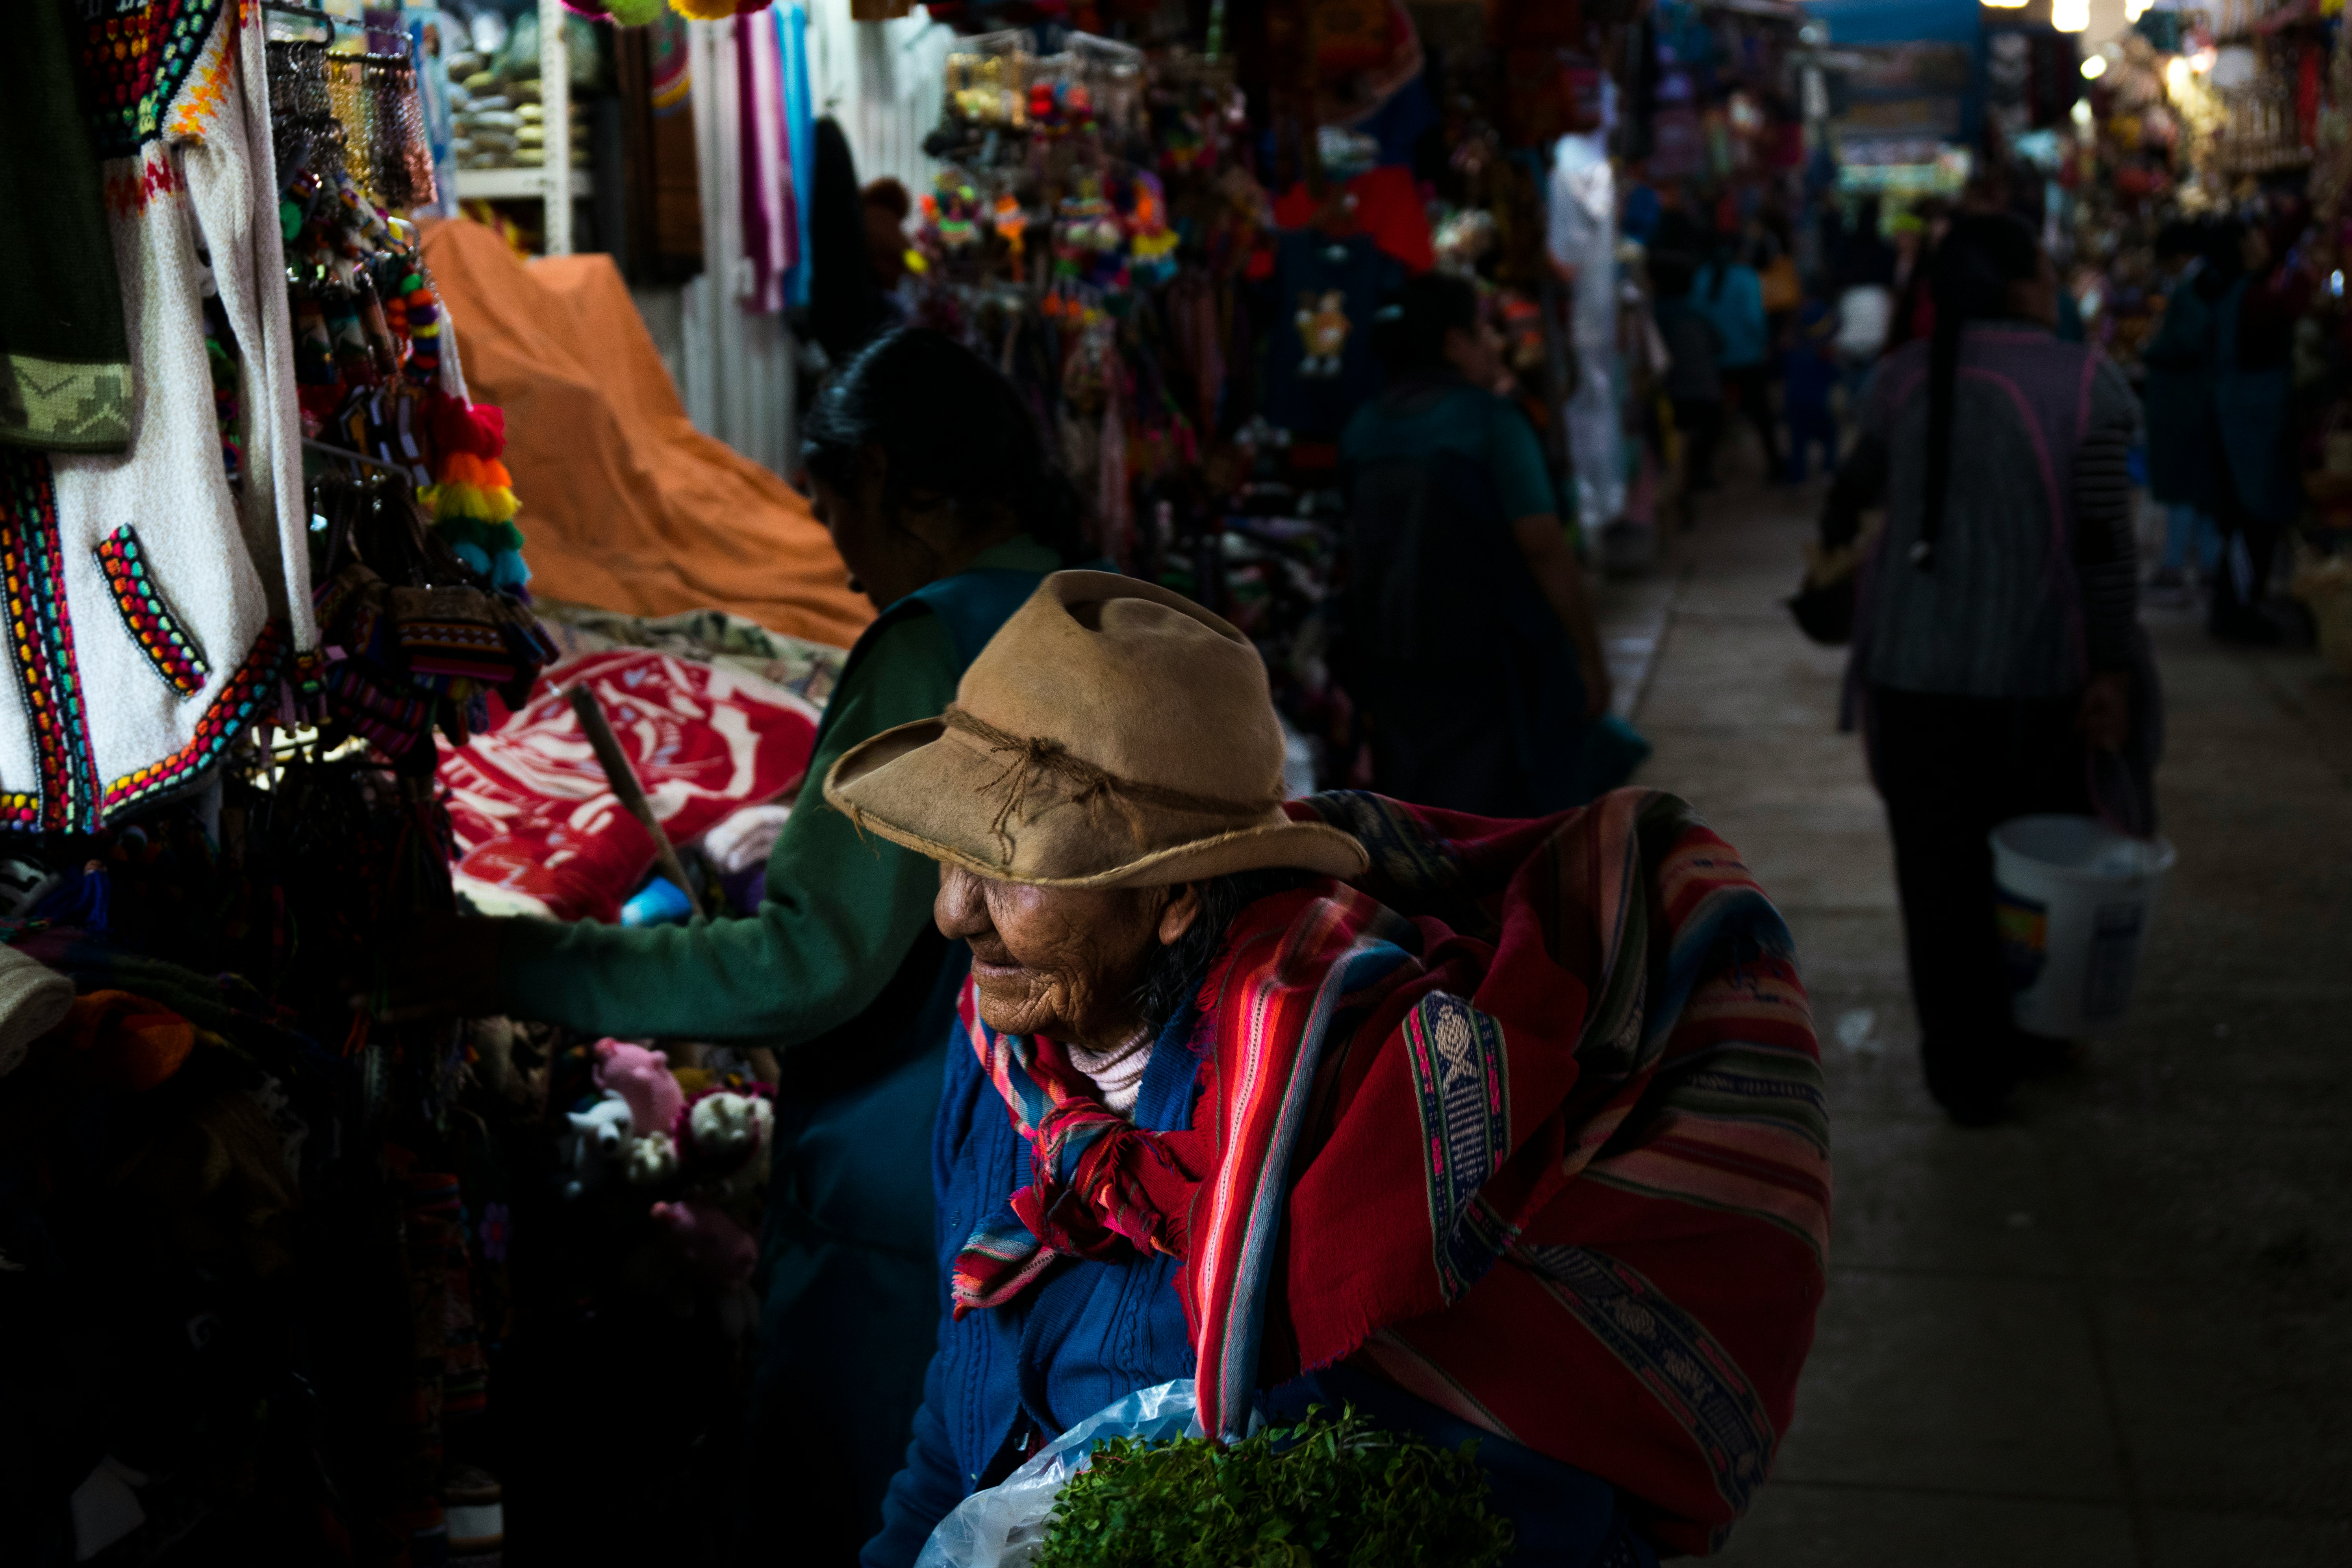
[422,394,531,589]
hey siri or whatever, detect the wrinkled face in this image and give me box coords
[933,865,1200,1046]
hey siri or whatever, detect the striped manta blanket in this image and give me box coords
[949,789,1830,1553]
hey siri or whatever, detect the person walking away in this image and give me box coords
[2208,212,2315,644]
[1340,272,1635,816]
[1653,250,1726,504]
[380,330,1094,1559]
[1783,296,1840,482]
[1833,195,1897,421]
[2139,221,2224,597]
[1883,200,1952,352]
[1818,215,2154,1125]
[1694,235,1782,478]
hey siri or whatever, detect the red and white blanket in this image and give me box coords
[439,648,819,922]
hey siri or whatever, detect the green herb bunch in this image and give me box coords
[1032,1402,1514,1568]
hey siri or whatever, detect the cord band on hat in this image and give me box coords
[943,705,1282,854]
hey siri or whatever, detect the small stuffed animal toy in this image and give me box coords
[686,1090,773,1170]
[593,1039,682,1141]
[563,1093,634,1199]
[625,1130,679,1187]
[650,1199,757,1287]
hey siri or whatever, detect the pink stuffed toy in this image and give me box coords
[651,1199,757,1287]
[593,1039,683,1139]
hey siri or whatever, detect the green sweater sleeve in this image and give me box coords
[494,612,959,1045]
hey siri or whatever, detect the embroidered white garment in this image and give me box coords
[1064,1028,1153,1117]
[1,2,311,834]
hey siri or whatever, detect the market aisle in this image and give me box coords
[1604,482,2352,1568]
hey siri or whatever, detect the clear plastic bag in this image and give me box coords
[914,1379,1203,1568]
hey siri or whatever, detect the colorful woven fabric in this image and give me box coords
[95,524,210,697]
[951,1034,1201,1314]
[950,788,1829,1554]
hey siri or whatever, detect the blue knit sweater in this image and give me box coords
[857,1003,1660,1568]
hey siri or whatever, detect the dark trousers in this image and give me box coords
[739,986,957,1565]
[1786,397,1837,482]
[1724,363,1783,475]
[1873,689,2091,1117]
[2207,487,2281,638]
[1673,397,1724,489]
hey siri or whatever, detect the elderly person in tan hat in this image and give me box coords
[845,573,1831,1568]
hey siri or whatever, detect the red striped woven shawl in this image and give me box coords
[954,788,1830,1553]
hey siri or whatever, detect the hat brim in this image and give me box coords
[824,716,1371,889]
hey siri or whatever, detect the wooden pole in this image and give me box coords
[567,683,705,919]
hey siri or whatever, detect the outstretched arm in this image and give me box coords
[378,614,959,1047]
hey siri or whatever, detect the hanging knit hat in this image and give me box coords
[0,945,75,1080]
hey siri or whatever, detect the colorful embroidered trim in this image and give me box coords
[102,620,285,817]
[162,0,239,144]
[96,525,211,698]
[1513,1244,1778,1529]
[1403,992,1516,1301]
[102,152,187,218]
[0,450,98,830]
[82,0,234,161]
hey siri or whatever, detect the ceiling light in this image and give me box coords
[2081,54,2108,80]
[2053,0,2089,30]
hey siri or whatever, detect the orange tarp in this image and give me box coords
[422,219,872,649]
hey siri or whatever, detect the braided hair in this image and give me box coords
[1916,214,2042,571]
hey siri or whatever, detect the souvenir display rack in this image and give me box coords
[2,10,573,1562]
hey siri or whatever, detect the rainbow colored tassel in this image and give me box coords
[424,392,530,588]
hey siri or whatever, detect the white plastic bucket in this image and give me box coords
[1990,815,2176,1038]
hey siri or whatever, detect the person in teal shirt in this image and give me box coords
[1694,238,1783,476]
[1339,272,1641,816]
[388,329,1088,1559]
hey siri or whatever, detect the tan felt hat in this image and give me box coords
[824,571,1370,888]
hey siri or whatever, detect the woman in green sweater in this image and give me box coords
[394,328,1088,1558]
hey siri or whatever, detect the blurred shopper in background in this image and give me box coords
[1694,233,1783,479]
[1833,195,1898,421]
[1818,215,2153,1125]
[1883,200,1952,352]
[2139,220,2225,597]
[1341,272,1640,817]
[2207,209,2315,644]
[1783,296,1841,483]
[1654,248,1726,500]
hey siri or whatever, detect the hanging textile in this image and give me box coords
[0,0,131,454]
[2,1,312,834]
[615,12,704,283]
[1550,131,1624,536]
[408,11,465,219]
[735,14,792,314]
[778,2,816,310]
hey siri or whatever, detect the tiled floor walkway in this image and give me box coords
[1599,482,2352,1566]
